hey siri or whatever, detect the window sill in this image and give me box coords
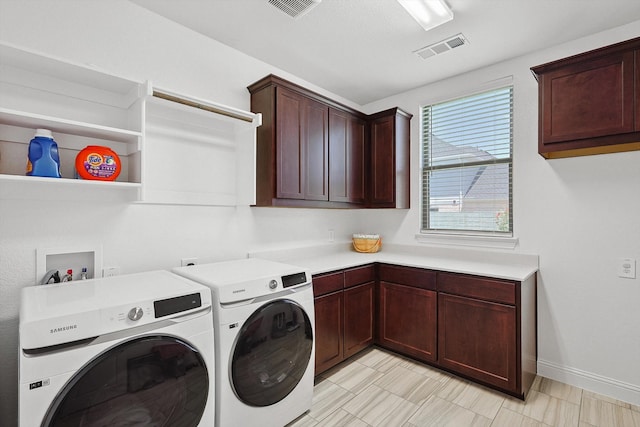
[415,233,519,250]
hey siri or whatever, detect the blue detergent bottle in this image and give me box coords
[26,129,61,178]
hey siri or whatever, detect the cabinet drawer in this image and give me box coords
[378,264,436,290]
[313,271,344,296]
[344,264,375,288]
[438,272,516,305]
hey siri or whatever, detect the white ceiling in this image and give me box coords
[132,0,640,105]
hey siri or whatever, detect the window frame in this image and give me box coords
[419,83,514,240]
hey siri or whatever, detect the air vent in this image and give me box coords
[269,0,322,18]
[415,33,468,60]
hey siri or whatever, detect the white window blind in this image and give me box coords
[421,86,513,234]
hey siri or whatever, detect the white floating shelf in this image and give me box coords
[0,108,141,144]
[0,173,141,188]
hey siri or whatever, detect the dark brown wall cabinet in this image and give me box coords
[329,108,366,204]
[250,83,331,205]
[368,109,411,208]
[531,37,640,158]
[313,265,375,375]
[248,75,411,208]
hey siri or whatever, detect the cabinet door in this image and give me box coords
[438,293,517,393]
[378,281,437,362]
[314,291,343,375]
[541,51,635,144]
[369,115,395,206]
[344,282,374,358]
[347,116,366,203]
[368,109,411,208]
[329,109,365,204]
[276,88,304,199]
[303,98,329,201]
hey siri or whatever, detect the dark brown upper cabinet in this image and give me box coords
[273,87,304,200]
[250,83,330,205]
[303,95,330,201]
[368,108,411,208]
[531,37,640,159]
[248,75,410,208]
[329,108,366,204]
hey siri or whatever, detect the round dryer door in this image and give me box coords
[43,335,209,427]
[231,299,313,407]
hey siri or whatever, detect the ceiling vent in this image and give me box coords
[414,33,468,60]
[268,0,322,18]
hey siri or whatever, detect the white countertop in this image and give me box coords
[249,242,538,282]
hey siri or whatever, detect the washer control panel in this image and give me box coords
[102,292,203,326]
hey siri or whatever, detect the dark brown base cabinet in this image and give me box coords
[377,264,437,362]
[314,289,344,374]
[438,293,517,391]
[313,265,375,375]
[437,272,522,394]
[313,262,537,399]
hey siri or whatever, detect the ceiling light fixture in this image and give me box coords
[397,0,453,31]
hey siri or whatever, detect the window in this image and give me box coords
[421,86,513,235]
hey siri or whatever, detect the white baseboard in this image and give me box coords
[537,359,640,406]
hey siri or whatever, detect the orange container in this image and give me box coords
[75,146,121,181]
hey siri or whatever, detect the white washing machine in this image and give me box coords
[19,270,215,427]
[173,258,315,427]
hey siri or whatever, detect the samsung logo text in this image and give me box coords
[50,325,77,334]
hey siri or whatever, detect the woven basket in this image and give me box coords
[352,234,382,253]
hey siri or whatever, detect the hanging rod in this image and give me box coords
[152,89,257,123]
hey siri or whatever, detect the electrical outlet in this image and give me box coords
[103,267,120,277]
[181,258,198,267]
[618,258,636,279]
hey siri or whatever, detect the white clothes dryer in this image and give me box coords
[19,270,215,427]
[173,258,314,427]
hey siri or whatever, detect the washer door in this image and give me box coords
[231,299,313,407]
[43,335,209,427]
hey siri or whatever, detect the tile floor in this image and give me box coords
[288,347,640,427]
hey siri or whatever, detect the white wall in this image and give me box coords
[1,0,639,424]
